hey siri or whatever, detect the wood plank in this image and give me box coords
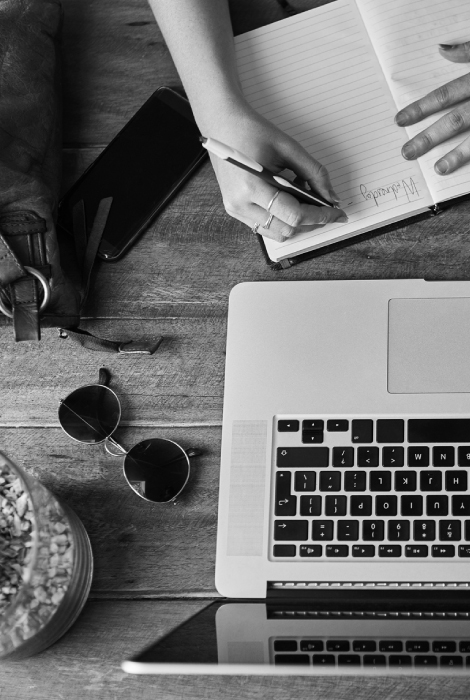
[0,318,225,424]
[0,600,469,700]
[1,427,221,595]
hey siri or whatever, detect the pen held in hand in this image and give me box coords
[200,136,337,208]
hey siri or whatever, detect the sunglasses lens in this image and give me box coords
[123,438,189,503]
[59,385,120,443]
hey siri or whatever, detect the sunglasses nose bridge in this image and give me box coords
[104,436,127,457]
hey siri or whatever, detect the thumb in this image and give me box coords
[278,141,340,204]
[439,41,470,63]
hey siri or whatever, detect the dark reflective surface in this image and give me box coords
[123,438,189,502]
[59,385,120,443]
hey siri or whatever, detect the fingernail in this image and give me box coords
[439,44,455,50]
[395,111,407,127]
[337,214,348,223]
[328,188,341,204]
[402,144,416,160]
[435,159,449,174]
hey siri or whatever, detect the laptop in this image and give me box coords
[123,279,470,675]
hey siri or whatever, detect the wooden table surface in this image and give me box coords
[2,0,470,697]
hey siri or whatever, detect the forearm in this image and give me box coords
[147,0,247,133]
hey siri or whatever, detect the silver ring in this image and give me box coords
[251,222,261,234]
[266,190,280,212]
[0,265,51,319]
[263,213,274,230]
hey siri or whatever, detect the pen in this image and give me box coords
[200,136,334,208]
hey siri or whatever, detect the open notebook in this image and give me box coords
[234,0,470,263]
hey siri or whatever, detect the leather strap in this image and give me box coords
[58,328,163,354]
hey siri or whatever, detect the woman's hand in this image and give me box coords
[207,105,348,242]
[395,42,470,175]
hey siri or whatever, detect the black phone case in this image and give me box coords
[58,86,208,262]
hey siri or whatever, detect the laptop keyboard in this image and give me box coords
[271,636,470,668]
[272,417,470,560]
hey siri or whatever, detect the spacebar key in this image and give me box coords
[274,520,308,541]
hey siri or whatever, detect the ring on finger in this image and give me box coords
[263,213,274,230]
[251,222,261,234]
[266,190,280,213]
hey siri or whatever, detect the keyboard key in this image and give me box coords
[302,431,324,444]
[379,545,401,557]
[303,420,324,431]
[275,654,309,665]
[405,544,428,557]
[439,520,461,541]
[395,472,417,492]
[460,642,470,652]
[325,495,347,516]
[388,520,410,541]
[275,495,297,516]
[406,641,429,653]
[408,447,429,467]
[351,420,373,443]
[432,544,455,557]
[345,471,366,491]
[319,471,341,491]
[433,446,455,467]
[466,521,470,541]
[274,640,298,651]
[376,495,397,516]
[433,641,456,653]
[440,656,463,667]
[332,447,354,467]
[408,419,470,443]
[276,471,292,499]
[414,520,436,541]
[458,447,470,467]
[337,520,359,541]
[312,520,333,541]
[300,495,322,516]
[420,470,442,491]
[327,420,349,432]
[274,521,308,541]
[273,545,296,557]
[379,641,403,652]
[446,470,468,491]
[312,654,335,666]
[338,655,360,666]
[364,655,386,666]
[389,655,412,666]
[299,544,322,557]
[376,419,404,443]
[363,520,384,541]
[278,420,299,432]
[327,640,350,652]
[426,495,448,516]
[383,446,404,467]
[370,471,391,491]
[401,495,423,516]
[294,471,316,492]
[352,545,375,557]
[300,640,323,651]
[414,656,437,667]
[358,447,379,467]
[277,447,329,469]
[353,641,376,652]
[459,545,470,557]
[350,495,372,516]
[452,496,470,516]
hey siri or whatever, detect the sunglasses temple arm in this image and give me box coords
[185,448,202,459]
[98,367,111,387]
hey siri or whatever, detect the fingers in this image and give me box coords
[400,102,470,162]
[277,140,340,203]
[439,42,470,64]
[395,73,470,127]
[433,133,470,175]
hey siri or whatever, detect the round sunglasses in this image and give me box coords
[58,369,200,503]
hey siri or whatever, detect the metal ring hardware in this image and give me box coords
[0,265,51,318]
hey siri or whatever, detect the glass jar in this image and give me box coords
[0,451,93,660]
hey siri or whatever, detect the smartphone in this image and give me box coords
[59,86,208,261]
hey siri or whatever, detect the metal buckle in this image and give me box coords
[0,265,51,318]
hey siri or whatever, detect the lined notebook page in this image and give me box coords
[356,0,470,204]
[234,0,430,262]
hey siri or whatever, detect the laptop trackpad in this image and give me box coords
[388,297,470,394]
